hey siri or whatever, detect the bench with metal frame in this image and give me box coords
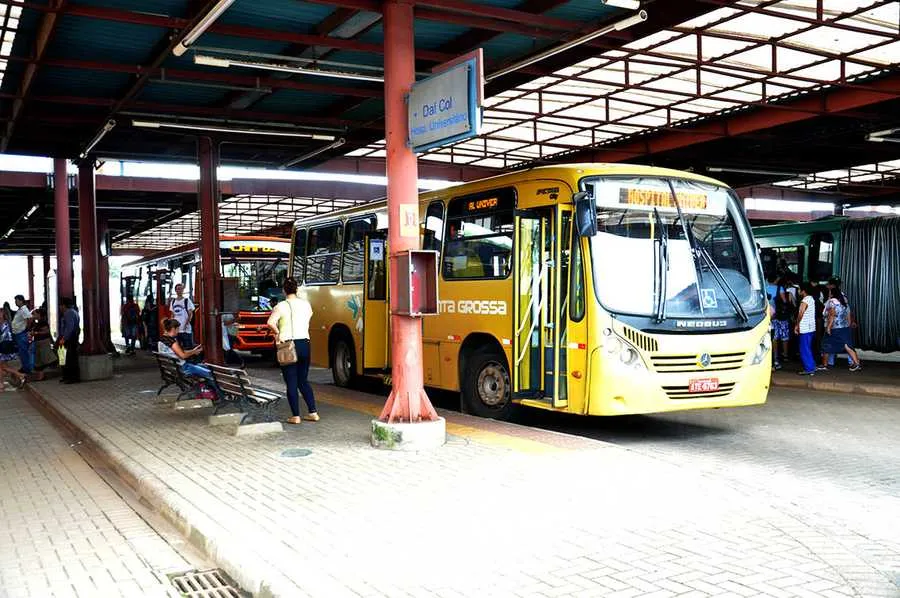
[205,364,284,424]
[153,352,205,401]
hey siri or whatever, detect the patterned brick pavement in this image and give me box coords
[0,391,189,598]
[20,362,900,598]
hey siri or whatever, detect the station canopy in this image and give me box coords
[1,0,899,253]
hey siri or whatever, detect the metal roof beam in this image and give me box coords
[1,0,65,152]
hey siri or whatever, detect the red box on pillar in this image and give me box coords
[393,250,438,317]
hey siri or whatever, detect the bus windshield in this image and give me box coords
[584,176,765,320]
[222,259,288,311]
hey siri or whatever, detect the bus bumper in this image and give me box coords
[586,325,772,416]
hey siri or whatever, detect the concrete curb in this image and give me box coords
[25,384,288,598]
[771,375,900,398]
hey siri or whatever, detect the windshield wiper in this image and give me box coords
[652,207,668,322]
[696,244,748,322]
[665,180,748,322]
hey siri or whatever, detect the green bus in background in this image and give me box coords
[753,216,900,353]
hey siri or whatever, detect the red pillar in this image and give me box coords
[54,158,74,301]
[27,256,35,309]
[42,251,50,308]
[378,0,438,424]
[98,217,115,353]
[198,137,224,365]
[78,161,105,355]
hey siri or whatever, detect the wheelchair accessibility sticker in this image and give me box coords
[701,288,719,309]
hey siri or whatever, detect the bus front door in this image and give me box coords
[363,232,389,370]
[513,210,565,407]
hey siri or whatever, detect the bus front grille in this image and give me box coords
[650,352,745,373]
[662,382,736,400]
[622,326,659,352]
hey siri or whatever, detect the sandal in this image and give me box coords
[302,413,320,422]
[285,416,302,425]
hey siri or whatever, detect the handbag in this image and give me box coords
[276,300,297,366]
[57,346,67,367]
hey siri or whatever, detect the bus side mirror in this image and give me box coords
[574,192,597,237]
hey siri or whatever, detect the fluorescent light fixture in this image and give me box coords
[602,0,641,10]
[173,0,236,57]
[486,10,647,81]
[866,128,900,144]
[24,205,37,219]
[193,53,384,83]
[79,119,116,160]
[131,119,336,140]
[281,138,346,169]
[708,166,800,177]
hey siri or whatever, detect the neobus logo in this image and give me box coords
[439,300,508,315]
[675,320,728,328]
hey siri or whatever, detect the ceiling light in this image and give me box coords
[131,119,335,140]
[281,138,346,169]
[601,0,641,10]
[708,166,801,177]
[193,54,384,83]
[173,0,236,57]
[24,205,38,219]
[486,10,647,81]
[79,119,116,160]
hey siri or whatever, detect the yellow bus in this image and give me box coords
[289,164,771,419]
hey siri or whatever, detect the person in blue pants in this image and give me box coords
[794,283,818,375]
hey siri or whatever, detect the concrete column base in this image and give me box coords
[371,417,446,451]
[78,354,113,381]
[231,421,283,437]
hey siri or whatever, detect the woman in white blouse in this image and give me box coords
[267,278,318,425]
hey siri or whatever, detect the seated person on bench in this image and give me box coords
[158,318,217,386]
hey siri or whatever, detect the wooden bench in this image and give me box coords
[153,352,205,401]
[206,364,284,425]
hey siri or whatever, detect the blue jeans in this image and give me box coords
[14,331,34,373]
[799,332,816,373]
[181,362,213,383]
[280,339,316,417]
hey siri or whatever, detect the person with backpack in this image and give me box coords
[168,283,195,349]
[771,276,793,369]
[120,295,140,355]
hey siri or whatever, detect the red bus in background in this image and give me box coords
[121,236,290,352]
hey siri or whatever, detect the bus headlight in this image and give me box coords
[750,333,771,365]
[620,347,637,365]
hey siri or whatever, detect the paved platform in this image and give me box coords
[19,358,900,598]
[771,359,900,399]
[0,390,192,598]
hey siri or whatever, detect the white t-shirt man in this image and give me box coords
[798,295,816,334]
[11,305,31,334]
[170,296,195,334]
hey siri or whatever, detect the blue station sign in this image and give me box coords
[408,58,482,153]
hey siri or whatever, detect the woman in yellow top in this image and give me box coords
[267,278,318,425]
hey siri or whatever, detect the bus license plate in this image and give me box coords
[688,378,719,393]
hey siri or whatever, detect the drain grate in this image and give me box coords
[280,448,312,458]
[170,569,242,597]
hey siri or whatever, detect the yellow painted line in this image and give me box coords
[320,393,564,455]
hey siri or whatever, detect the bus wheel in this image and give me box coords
[463,348,513,419]
[331,337,356,388]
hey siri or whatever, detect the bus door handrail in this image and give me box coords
[516,261,549,366]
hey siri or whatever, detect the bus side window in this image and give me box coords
[443,189,515,280]
[570,233,586,322]
[306,223,343,285]
[423,201,444,252]
[809,233,834,282]
[292,228,307,283]
[342,217,375,283]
